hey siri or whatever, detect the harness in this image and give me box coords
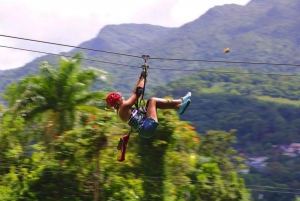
[128,108,146,133]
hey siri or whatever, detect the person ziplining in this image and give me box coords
[105,55,191,161]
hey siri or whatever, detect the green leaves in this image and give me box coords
[3,53,108,146]
[0,54,251,200]
[0,103,250,200]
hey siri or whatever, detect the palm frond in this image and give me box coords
[76,70,98,88]
[75,91,106,106]
[16,103,50,121]
[3,53,105,146]
[3,82,19,106]
[83,67,108,84]
[39,62,58,83]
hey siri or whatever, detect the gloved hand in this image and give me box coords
[140,70,148,79]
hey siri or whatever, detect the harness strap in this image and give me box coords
[128,109,138,126]
[133,55,150,124]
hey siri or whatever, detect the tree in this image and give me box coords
[0,107,26,175]
[3,53,107,146]
[188,130,250,201]
[53,109,129,201]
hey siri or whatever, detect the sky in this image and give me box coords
[0,0,250,70]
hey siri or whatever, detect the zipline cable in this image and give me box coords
[1,45,300,77]
[1,34,300,67]
[0,45,138,68]
[150,56,300,67]
[0,34,141,58]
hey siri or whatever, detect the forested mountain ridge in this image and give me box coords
[150,71,300,201]
[154,68,300,100]
[1,0,300,96]
[123,0,300,76]
[77,24,174,52]
[152,70,300,154]
[0,24,174,95]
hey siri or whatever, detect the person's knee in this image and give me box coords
[146,97,157,108]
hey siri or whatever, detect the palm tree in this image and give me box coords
[4,53,107,145]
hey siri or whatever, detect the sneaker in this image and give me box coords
[178,99,191,115]
[117,134,130,162]
[181,92,191,103]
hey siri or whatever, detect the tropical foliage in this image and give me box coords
[0,55,250,200]
[1,1,300,199]
[3,53,107,146]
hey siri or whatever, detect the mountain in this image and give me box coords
[151,68,300,153]
[0,24,174,95]
[1,0,300,96]
[134,0,300,67]
[77,24,174,53]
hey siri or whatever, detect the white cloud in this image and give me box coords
[0,0,250,70]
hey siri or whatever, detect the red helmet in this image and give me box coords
[106,92,121,107]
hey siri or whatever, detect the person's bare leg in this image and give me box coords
[146,97,182,122]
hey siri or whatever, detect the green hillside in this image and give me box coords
[151,70,300,155]
[1,0,300,96]
[148,70,300,200]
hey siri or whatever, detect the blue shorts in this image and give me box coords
[139,117,159,138]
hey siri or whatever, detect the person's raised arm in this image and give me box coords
[132,76,145,94]
[125,76,145,107]
[118,73,146,121]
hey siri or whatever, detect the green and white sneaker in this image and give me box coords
[178,99,191,115]
[178,92,191,115]
[181,92,191,103]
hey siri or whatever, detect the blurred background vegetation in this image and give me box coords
[0,55,249,201]
[1,0,300,200]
